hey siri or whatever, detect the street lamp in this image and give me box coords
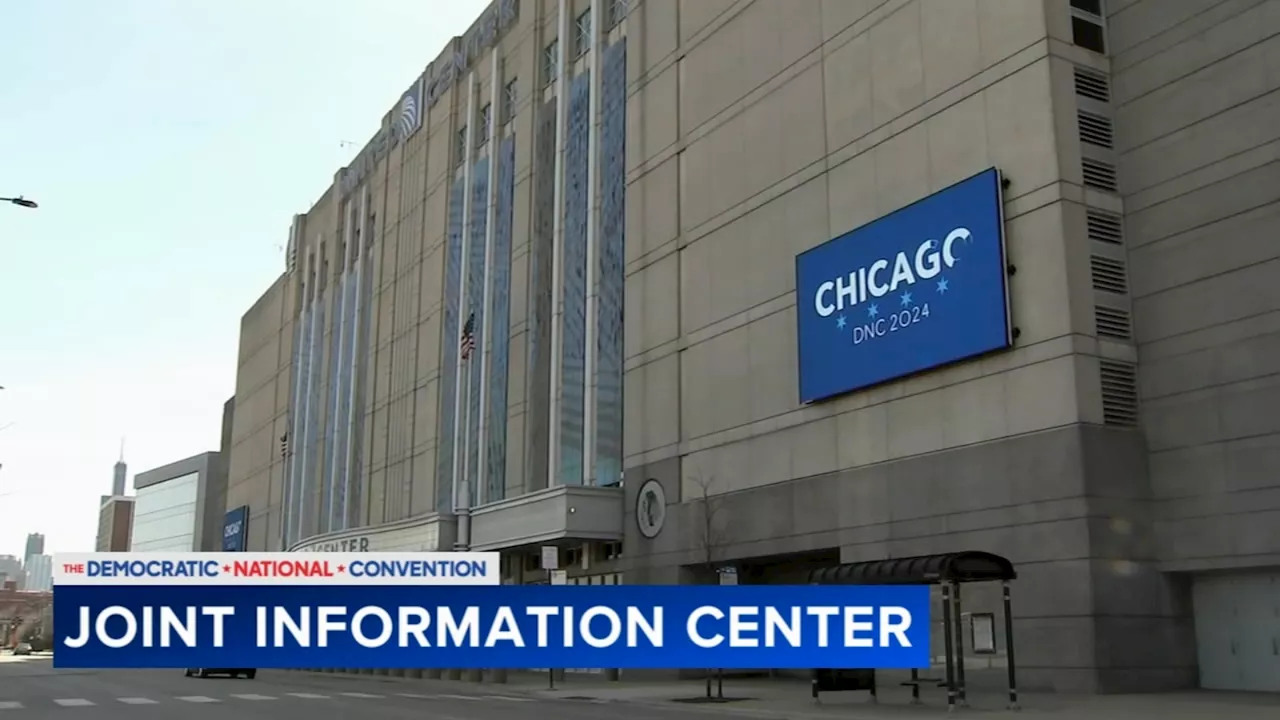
[1,197,38,209]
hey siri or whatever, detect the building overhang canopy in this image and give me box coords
[808,551,1016,585]
[469,485,623,552]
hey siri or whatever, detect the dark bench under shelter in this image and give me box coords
[807,551,1020,711]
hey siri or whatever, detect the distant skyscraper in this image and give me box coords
[0,555,21,588]
[23,554,52,592]
[113,438,128,495]
[23,533,44,566]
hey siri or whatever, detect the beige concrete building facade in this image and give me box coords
[227,0,1280,694]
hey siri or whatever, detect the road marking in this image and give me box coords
[231,694,276,700]
[0,701,23,710]
[286,693,330,699]
[339,692,383,698]
[176,696,220,703]
[118,697,160,704]
[53,699,95,706]
[439,694,482,700]
[396,693,439,699]
[486,695,535,701]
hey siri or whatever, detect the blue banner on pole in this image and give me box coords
[53,584,931,670]
[795,168,1011,403]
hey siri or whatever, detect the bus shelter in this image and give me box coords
[808,551,1020,711]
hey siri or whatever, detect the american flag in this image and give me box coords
[460,312,477,360]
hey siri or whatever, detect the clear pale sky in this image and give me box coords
[0,0,488,559]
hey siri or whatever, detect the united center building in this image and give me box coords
[226,0,1280,694]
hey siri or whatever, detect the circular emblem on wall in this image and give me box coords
[636,479,667,539]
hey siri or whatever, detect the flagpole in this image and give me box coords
[455,326,475,553]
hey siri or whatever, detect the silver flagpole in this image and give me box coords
[456,324,474,552]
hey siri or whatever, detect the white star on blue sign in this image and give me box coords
[936,278,949,294]
[899,292,913,308]
[836,314,847,329]
[867,303,879,318]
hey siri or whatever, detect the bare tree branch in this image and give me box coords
[688,473,731,699]
[688,473,728,577]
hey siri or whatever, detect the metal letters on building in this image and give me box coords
[337,74,425,197]
[336,0,513,199]
[297,536,372,553]
[425,0,518,108]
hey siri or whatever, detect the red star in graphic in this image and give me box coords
[222,565,231,573]
[337,564,346,573]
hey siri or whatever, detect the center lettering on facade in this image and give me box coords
[301,537,371,553]
[424,0,518,107]
[337,0,517,199]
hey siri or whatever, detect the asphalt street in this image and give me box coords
[0,655,733,720]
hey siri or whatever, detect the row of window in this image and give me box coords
[449,1,630,168]
[518,542,625,573]
[543,0,628,88]
[452,78,521,167]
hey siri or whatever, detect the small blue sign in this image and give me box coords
[796,168,1011,403]
[222,506,249,552]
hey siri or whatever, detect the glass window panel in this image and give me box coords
[558,71,590,486]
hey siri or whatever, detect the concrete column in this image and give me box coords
[547,0,572,485]
[582,0,604,484]
[489,669,508,684]
[446,668,462,680]
[466,669,483,682]
[339,194,369,527]
[427,668,443,679]
[475,45,502,505]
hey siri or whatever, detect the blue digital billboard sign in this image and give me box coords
[222,506,249,552]
[795,168,1011,404]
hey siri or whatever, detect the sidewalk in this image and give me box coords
[295,670,1280,719]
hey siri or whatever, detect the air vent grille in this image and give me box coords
[1082,158,1119,192]
[1087,209,1124,245]
[1073,66,1111,102]
[1095,306,1132,340]
[1078,110,1114,148]
[1091,255,1129,294]
[1099,360,1139,426]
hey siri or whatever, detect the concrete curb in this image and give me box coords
[282,670,898,719]
[277,669,537,699]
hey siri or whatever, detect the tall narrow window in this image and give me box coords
[575,10,592,57]
[1070,0,1107,54]
[477,104,492,147]
[608,0,628,28]
[543,40,559,87]
[318,242,329,292]
[503,78,518,123]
